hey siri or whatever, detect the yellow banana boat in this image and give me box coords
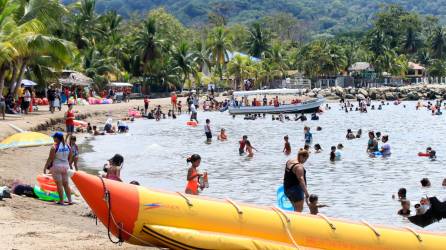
[70,171,446,249]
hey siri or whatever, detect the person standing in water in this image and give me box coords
[190,103,198,123]
[43,132,73,205]
[246,140,255,157]
[367,131,379,153]
[304,126,312,145]
[284,149,310,212]
[185,154,204,195]
[283,135,291,155]
[217,128,227,141]
[204,119,212,142]
[239,135,248,155]
[380,135,391,156]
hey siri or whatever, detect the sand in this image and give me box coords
[0,98,181,249]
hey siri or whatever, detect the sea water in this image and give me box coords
[80,101,446,231]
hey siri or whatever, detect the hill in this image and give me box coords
[63,0,446,34]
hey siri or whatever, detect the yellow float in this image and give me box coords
[70,171,446,249]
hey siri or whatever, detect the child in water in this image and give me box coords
[217,128,227,141]
[308,194,328,215]
[398,200,411,216]
[185,154,205,195]
[314,144,322,153]
[283,135,291,155]
[304,126,312,144]
[330,146,337,162]
[204,119,212,142]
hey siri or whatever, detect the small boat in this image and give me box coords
[228,89,324,115]
[70,171,446,250]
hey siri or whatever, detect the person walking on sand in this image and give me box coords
[43,132,73,205]
[143,96,150,115]
[65,104,75,141]
[284,149,310,212]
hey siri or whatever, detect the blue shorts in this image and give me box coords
[66,125,74,133]
[285,185,304,202]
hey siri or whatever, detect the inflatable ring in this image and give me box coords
[73,120,88,128]
[418,152,430,157]
[186,121,198,127]
[33,185,67,202]
[373,151,383,156]
[37,174,56,186]
[39,182,58,192]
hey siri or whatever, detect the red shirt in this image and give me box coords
[144,98,149,105]
[66,110,74,126]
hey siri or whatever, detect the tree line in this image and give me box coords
[1,1,446,95]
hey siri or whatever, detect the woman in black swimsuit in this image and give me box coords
[284,149,310,212]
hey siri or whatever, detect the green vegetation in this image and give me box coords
[2,1,446,95]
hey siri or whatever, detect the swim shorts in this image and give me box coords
[51,165,69,183]
[285,185,304,202]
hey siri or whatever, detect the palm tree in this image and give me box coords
[172,41,197,88]
[207,26,231,80]
[430,27,446,59]
[403,27,421,54]
[245,22,270,58]
[134,17,163,67]
[226,54,249,90]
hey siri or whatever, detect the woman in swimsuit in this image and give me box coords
[283,149,310,212]
[185,154,203,195]
[103,154,124,182]
[246,140,255,157]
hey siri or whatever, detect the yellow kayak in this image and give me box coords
[70,171,446,249]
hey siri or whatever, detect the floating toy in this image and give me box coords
[33,185,67,202]
[418,152,430,157]
[276,185,294,211]
[73,120,88,128]
[71,171,446,249]
[186,121,198,127]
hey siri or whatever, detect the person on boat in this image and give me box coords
[308,194,328,215]
[190,103,198,123]
[304,126,312,145]
[246,140,255,157]
[263,95,267,106]
[398,200,411,216]
[65,104,75,141]
[283,135,291,155]
[204,119,212,142]
[284,149,310,212]
[239,135,248,155]
[346,129,355,140]
[103,154,124,182]
[380,135,391,156]
[421,178,431,187]
[314,144,322,153]
[367,131,378,153]
[69,136,79,171]
[185,154,203,195]
[43,132,73,205]
[217,128,227,141]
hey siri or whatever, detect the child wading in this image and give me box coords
[185,154,207,195]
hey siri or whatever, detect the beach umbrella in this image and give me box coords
[0,132,53,150]
[21,79,37,87]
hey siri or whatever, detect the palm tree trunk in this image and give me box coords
[12,61,27,95]
[0,69,6,97]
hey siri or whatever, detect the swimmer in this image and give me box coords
[314,144,322,153]
[92,126,105,136]
[308,194,328,215]
[356,129,362,138]
[346,129,355,139]
[330,146,337,162]
[204,119,212,142]
[375,131,382,141]
[421,178,431,187]
[304,126,312,145]
[397,188,407,200]
[336,144,343,159]
[185,154,204,195]
[239,135,248,155]
[246,140,255,157]
[316,126,322,131]
[398,200,411,216]
[442,178,446,187]
[217,128,227,141]
[283,135,291,155]
[380,135,391,156]
[367,131,378,153]
[102,154,124,182]
[304,144,310,153]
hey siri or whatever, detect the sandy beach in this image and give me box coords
[0,98,180,249]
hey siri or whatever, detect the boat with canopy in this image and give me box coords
[228,89,324,115]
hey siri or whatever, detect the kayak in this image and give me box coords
[70,171,446,249]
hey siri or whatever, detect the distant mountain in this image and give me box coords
[64,0,446,34]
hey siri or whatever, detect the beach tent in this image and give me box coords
[0,132,53,150]
[107,82,133,87]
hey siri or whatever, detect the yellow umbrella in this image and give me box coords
[0,132,53,150]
